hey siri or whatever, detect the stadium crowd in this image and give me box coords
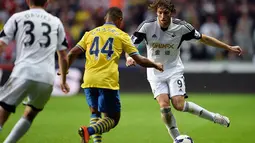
[1,0,255,63]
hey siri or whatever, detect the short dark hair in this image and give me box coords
[30,0,48,7]
[148,0,176,13]
[106,7,123,21]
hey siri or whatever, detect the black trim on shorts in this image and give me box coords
[184,93,188,98]
[0,101,16,113]
[22,103,43,112]
[153,93,188,100]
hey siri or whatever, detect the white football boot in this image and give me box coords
[213,113,230,127]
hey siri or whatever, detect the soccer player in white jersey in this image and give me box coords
[126,0,242,141]
[0,0,70,142]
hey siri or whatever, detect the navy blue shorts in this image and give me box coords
[84,88,121,113]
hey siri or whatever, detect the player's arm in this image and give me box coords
[131,54,163,72]
[199,34,242,55]
[122,33,163,72]
[0,40,7,56]
[125,26,147,66]
[0,14,17,56]
[67,45,84,69]
[125,32,146,58]
[67,32,88,68]
[57,50,68,84]
[56,21,70,93]
[57,49,70,94]
[182,21,242,55]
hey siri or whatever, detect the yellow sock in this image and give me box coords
[90,117,115,134]
[90,117,102,143]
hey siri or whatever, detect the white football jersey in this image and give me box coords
[0,8,68,85]
[131,17,202,81]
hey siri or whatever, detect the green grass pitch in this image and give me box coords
[0,93,254,143]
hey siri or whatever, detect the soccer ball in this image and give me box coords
[174,135,194,143]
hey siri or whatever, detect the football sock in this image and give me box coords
[183,101,215,122]
[0,126,2,132]
[90,114,102,143]
[4,117,31,143]
[161,107,180,139]
[87,117,115,135]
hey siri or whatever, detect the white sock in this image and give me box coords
[161,107,180,139]
[183,101,215,122]
[0,126,2,132]
[4,117,31,143]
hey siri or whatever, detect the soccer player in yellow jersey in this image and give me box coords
[66,7,163,143]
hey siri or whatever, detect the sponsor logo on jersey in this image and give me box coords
[151,43,174,49]
[152,34,157,38]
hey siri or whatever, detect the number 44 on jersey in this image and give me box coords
[89,36,114,60]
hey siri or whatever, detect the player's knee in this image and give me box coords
[173,103,184,111]
[23,106,40,122]
[112,119,119,128]
[112,115,121,127]
[171,96,185,111]
[157,95,170,108]
[104,113,120,128]
[23,112,37,122]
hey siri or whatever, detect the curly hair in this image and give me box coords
[148,0,176,13]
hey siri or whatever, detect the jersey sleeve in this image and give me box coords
[57,21,68,51]
[76,32,89,52]
[182,21,202,41]
[0,14,18,45]
[130,22,148,47]
[122,33,139,56]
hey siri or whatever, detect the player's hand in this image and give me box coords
[155,63,164,72]
[126,57,136,67]
[60,82,70,94]
[229,46,242,56]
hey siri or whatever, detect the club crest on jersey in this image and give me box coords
[166,32,176,37]
[151,43,174,49]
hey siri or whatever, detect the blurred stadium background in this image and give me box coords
[0,0,255,143]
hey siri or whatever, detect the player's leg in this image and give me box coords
[84,88,102,143]
[3,106,39,143]
[149,80,180,140]
[169,75,230,127]
[79,89,120,143]
[0,78,30,131]
[4,81,52,143]
[0,106,11,131]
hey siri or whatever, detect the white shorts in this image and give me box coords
[149,74,187,99]
[0,77,53,113]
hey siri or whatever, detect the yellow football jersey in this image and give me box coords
[77,23,138,90]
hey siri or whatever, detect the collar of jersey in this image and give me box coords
[104,22,116,26]
[30,8,45,11]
